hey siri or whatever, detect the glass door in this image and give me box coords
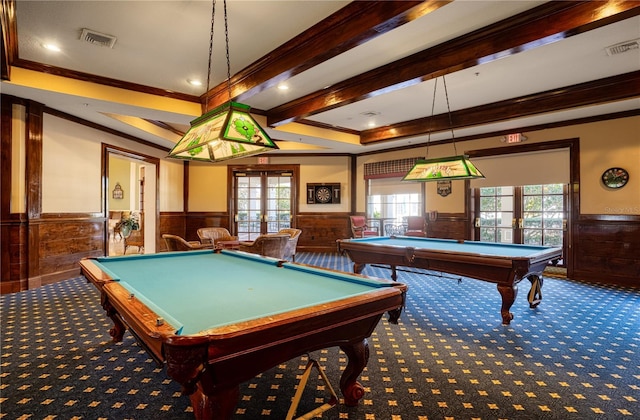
[235,174,263,241]
[521,184,566,248]
[234,170,293,241]
[476,186,515,243]
[265,173,292,234]
[475,184,567,257]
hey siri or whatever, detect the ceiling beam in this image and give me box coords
[202,0,451,111]
[360,71,640,144]
[266,1,640,129]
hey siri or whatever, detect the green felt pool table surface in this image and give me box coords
[346,236,554,258]
[92,250,398,335]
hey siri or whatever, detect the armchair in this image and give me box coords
[350,215,378,238]
[162,234,208,251]
[237,234,290,259]
[197,227,238,247]
[404,216,427,237]
[277,228,302,261]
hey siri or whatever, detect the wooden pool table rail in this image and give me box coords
[80,256,407,420]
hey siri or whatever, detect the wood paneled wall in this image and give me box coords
[572,217,640,287]
[296,213,352,253]
[185,212,232,243]
[425,214,468,241]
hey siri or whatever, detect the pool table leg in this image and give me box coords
[100,294,126,342]
[352,263,398,282]
[189,384,239,420]
[339,339,369,406]
[496,283,518,325]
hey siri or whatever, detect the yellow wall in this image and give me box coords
[160,159,184,212]
[38,114,183,214]
[108,157,131,211]
[186,155,351,212]
[188,163,228,212]
[356,115,640,215]
[12,108,640,218]
[42,115,102,213]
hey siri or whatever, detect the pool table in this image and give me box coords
[79,250,406,420]
[337,236,562,325]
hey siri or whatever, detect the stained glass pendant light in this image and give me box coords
[403,76,484,182]
[403,155,484,181]
[168,102,277,162]
[168,0,278,163]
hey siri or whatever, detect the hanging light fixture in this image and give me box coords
[403,75,484,182]
[168,0,278,163]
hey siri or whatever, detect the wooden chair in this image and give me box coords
[238,234,290,259]
[404,216,427,237]
[350,215,378,238]
[278,228,302,261]
[162,234,208,251]
[109,211,123,240]
[197,227,238,247]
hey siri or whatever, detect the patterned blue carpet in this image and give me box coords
[1,252,638,419]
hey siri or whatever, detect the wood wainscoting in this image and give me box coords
[296,213,352,253]
[572,216,640,287]
[185,212,232,245]
[1,214,104,293]
[426,213,469,241]
[159,212,189,252]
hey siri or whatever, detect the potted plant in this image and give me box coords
[116,215,140,238]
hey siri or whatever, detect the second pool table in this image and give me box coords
[337,236,562,325]
[80,250,406,420]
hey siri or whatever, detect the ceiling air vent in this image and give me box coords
[605,39,639,56]
[80,28,117,48]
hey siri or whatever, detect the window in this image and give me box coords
[367,177,423,235]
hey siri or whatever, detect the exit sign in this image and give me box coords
[502,133,527,143]
[258,156,269,164]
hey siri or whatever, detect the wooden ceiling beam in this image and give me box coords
[202,1,451,111]
[266,1,640,131]
[360,71,640,144]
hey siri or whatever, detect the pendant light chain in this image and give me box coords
[442,74,458,155]
[206,0,216,92]
[223,0,232,101]
[425,78,438,159]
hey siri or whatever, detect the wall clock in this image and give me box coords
[601,167,629,189]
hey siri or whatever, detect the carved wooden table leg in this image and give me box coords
[101,294,125,342]
[497,283,518,325]
[353,262,366,274]
[189,385,239,420]
[339,339,369,406]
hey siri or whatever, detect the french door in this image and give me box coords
[474,184,567,261]
[233,169,295,241]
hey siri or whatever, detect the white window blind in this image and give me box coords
[369,177,422,195]
[470,148,570,188]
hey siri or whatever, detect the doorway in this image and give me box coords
[473,184,567,264]
[230,166,298,241]
[105,146,158,256]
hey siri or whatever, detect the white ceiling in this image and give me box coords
[2,1,639,155]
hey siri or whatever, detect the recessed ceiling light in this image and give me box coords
[187,79,202,86]
[42,43,61,52]
[277,84,289,91]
